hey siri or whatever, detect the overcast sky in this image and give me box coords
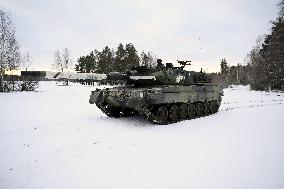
[1,0,280,72]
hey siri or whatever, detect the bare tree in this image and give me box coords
[53,48,72,72]
[62,47,72,71]
[22,52,32,71]
[53,48,72,85]
[140,51,157,68]
[0,9,20,92]
[147,51,157,68]
[53,50,63,72]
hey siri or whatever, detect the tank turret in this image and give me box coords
[103,59,211,87]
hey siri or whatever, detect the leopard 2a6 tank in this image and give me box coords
[89,59,223,124]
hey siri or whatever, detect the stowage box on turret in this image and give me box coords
[89,59,223,124]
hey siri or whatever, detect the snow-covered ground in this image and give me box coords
[1,82,284,189]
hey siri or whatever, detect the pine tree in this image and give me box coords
[96,46,114,74]
[124,43,140,69]
[75,43,154,74]
[75,51,97,73]
[114,43,126,72]
[260,18,284,90]
[248,1,284,90]
[220,58,229,75]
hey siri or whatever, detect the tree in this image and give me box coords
[228,65,238,85]
[0,9,20,92]
[220,58,229,75]
[261,18,284,90]
[247,0,284,91]
[22,52,32,71]
[62,48,72,71]
[75,43,154,74]
[96,46,114,74]
[147,52,157,68]
[53,48,72,85]
[20,52,38,91]
[247,37,267,90]
[140,51,149,67]
[278,0,284,18]
[124,43,140,69]
[53,50,62,71]
[140,51,157,68]
[114,43,126,72]
[228,64,244,85]
[53,48,72,72]
[75,51,98,73]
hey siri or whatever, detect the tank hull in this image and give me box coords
[89,85,223,124]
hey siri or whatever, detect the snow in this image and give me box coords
[0,82,284,189]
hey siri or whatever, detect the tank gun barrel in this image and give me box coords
[21,71,107,81]
[106,72,130,81]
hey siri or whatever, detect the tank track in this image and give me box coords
[97,102,137,118]
[97,99,221,125]
[142,100,221,125]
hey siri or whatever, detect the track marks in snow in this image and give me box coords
[220,99,283,112]
[220,86,284,113]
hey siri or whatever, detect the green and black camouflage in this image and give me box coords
[89,60,223,124]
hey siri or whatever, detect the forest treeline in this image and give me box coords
[210,59,251,87]
[212,0,284,91]
[247,0,284,91]
[75,43,157,74]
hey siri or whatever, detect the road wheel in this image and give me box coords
[195,102,203,117]
[169,105,179,122]
[121,109,135,117]
[187,103,195,119]
[156,106,168,124]
[209,100,219,114]
[105,105,121,118]
[203,101,209,114]
[179,104,188,120]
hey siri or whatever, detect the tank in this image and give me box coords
[89,59,223,124]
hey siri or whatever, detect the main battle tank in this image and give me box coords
[89,59,223,124]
